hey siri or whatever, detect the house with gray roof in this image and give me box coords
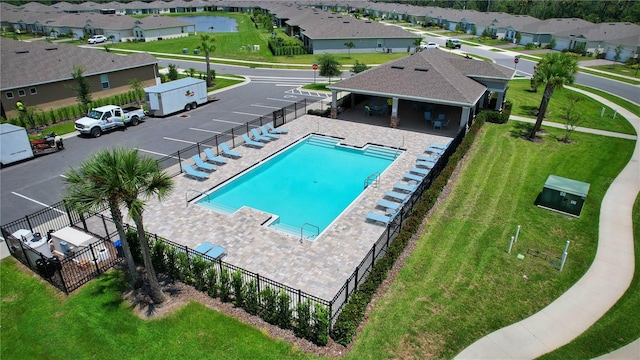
[0,39,159,119]
[517,18,594,48]
[553,22,640,62]
[328,49,515,129]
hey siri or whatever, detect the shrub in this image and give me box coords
[176,252,192,284]
[524,43,536,50]
[261,287,278,325]
[165,246,180,280]
[206,265,218,298]
[312,303,330,346]
[295,299,312,339]
[244,280,260,315]
[191,256,209,291]
[231,270,245,307]
[125,228,142,264]
[276,291,293,329]
[219,266,232,302]
[150,240,167,273]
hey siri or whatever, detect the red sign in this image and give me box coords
[312,63,318,70]
[514,57,520,64]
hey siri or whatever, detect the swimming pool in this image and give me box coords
[196,135,400,238]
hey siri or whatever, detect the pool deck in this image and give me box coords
[140,114,456,301]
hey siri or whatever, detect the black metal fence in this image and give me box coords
[157,99,306,176]
[327,125,468,324]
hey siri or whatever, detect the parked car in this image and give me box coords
[446,39,461,49]
[87,35,107,44]
[420,42,439,50]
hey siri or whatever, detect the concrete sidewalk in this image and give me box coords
[456,90,639,358]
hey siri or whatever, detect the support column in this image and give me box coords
[495,92,504,110]
[330,90,338,119]
[389,97,399,128]
[459,107,471,128]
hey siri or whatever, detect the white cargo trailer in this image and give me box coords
[0,124,34,167]
[144,78,209,117]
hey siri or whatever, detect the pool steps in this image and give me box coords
[307,135,400,161]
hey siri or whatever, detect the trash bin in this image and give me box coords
[59,241,70,256]
[114,239,124,258]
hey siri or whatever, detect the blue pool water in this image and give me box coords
[196,135,398,237]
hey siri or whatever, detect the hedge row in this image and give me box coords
[330,115,487,345]
[4,90,142,129]
[125,229,331,346]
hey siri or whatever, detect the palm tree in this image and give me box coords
[344,41,355,58]
[63,150,139,286]
[528,53,578,141]
[117,149,174,304]
[413,38,422,53]
[197,33,216,88]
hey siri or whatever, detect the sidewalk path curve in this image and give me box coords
[455,89,639,359]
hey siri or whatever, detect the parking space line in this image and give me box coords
[135,148,173,158]
[267,98,298,103]
[11,192,65,214]
[233,111,262,117]
[163,137,197,144]
[212,119,244,125]
[251,104,281,109]
[190,127,222,134]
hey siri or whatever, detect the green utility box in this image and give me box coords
[538,175,590,217]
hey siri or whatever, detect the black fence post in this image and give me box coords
[25,215,33,233]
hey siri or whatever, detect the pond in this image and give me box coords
[175,16,238,33]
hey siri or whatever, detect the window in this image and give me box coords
[29,87,37,95]
[100,74,110,89]
[5,92,14,99]
[18,89,26,97]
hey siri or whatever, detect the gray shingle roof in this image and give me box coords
[0,39,158,90]
[554,22,640,45]
[518,18,594,34]
[329,50,514,106]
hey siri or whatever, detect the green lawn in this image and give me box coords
[345,123,635,359]
[507,79,636,135]
[569,84,640,118]
[2,121,634,359]
[588,64,640,80]
[541,193,640,358]
[0,263,312,360]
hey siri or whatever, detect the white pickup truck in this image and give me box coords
[75,105,146,137]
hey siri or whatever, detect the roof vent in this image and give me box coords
[391,65,405,70]
[414,67,429,72]
[14,49,29,54]
[45,46,58,51]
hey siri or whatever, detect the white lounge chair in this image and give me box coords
[242,134,264,148]
[220,143,241,158]
[192,155,216,172]
[266,123,288,134]
[183,164,209,180]
[204,148,227,165]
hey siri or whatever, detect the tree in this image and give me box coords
[71,65,92,113]
[317,54,341,83]
[528,53,578,141]
[167,63,179,81]
[344,41,355,58]
[197,33,216,87]
[187,68,196,78]
[129,78,144,105]
[107,34,115,43]
[118,149,174,304]
[413,38,422,53]
[351,60,370,74]
[612,44,624,66]
[560,93,584,143]
[63,150,140,286]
